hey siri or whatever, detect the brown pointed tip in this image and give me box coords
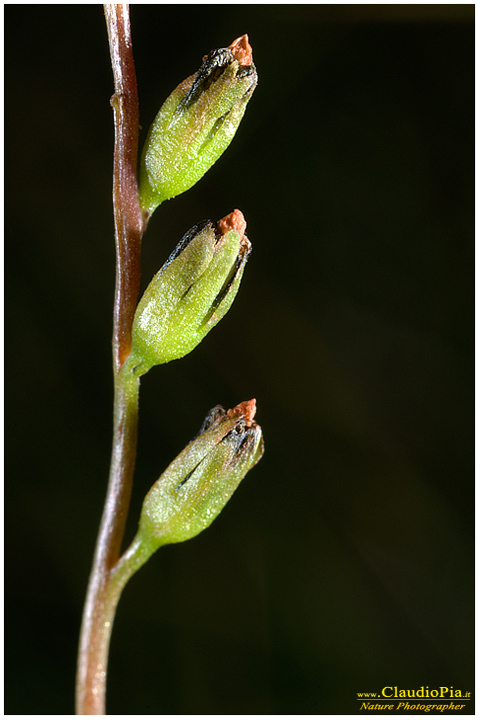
[228,399,257,427]
[228,34,253,66]
[217,209,247,240]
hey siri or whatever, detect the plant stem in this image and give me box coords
[76,5,145,714]
[76,368,140,715]
[106,2,146,371]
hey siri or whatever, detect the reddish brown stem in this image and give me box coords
[76,5,145,714]
[106,2,146,371]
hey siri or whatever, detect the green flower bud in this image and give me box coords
[139,399,263,548]
[129,209,251,375]
[139,35,258,215]
[109,401,263,598]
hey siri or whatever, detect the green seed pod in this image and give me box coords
[139,399,263,549]
[139,35,257,215]
[129,209,251,375]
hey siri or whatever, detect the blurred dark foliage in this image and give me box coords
[5,4,473,715]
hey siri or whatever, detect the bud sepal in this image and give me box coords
[139,399,263,548]
[128,209,251,375]
[110,400,264,589]
[139,35,258,215]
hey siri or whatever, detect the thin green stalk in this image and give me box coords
[76,368,140,714]
[76,528,156,711]
[76,5,145,714]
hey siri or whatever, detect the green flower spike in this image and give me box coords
[139,35,258,215]
[113,400,263,581]
[128,209,251,375]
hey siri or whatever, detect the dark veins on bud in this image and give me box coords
[186,49,235,105]
[204,237,251,323]
[163,220,211,269]
[180,47,256,111]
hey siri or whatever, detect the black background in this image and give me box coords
[5,4,474,715]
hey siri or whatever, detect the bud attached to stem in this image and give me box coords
[139,35,257,215]
[111,401,264,587]
[128,209,251,375]
[138,399,263,548]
